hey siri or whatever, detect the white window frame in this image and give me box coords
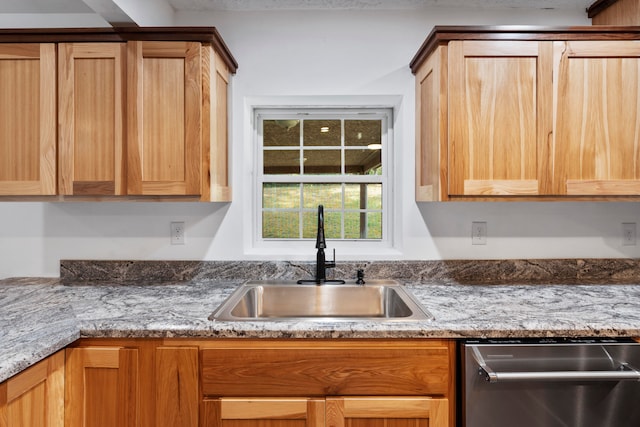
[244,96,402,260]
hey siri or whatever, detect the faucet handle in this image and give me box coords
[356,269,365,285]
[325,248,337,269]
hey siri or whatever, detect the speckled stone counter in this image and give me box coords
[2,259,640,383]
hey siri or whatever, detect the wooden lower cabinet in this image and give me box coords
[201,397,448,427]
[64,346,139,427]
[0,350,64,427]
[64,339,454,427]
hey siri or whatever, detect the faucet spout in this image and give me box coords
[297,205,345,285]
[316,205,326,250]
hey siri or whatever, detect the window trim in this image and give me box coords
[244,96,402,260]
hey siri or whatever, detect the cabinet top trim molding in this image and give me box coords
[0,26,237,73]
[410,25,640,73]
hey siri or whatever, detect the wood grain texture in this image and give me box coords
[155,347,198,427]
[553,40,640,195]
[127,41,202,196]
[1,351,64,427]
[0,43,56,195]
[201,44,232,201]
[58,42,125,195]
[65,347,138,427]
[415,46,447,201]
[326,397,447,427]
[449,40,543,196]
[201,341,451,398]
[591,0,640,24]
[203,398,324,427]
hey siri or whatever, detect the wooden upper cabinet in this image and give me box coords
[0,43,56,196]
[201,45,232,202]
[411,27,640,201]
[415,45,447,202]
[448,40,552,197]
[589,0,640,25]
[58,42,126,196]
[127,41,202,196]
[552,40,640,195]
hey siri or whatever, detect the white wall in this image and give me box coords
[3,6,639,278]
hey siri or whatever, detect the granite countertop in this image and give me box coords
[2,275,640,383]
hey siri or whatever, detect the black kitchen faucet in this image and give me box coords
[297,205,345,285]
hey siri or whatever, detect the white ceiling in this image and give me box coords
[0,0,596,26]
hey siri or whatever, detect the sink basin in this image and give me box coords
[209,280,433,321]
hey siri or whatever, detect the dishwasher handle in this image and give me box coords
[478,366,640,383]
[470,345,640,384]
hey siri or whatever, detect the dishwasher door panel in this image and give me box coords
[462,341,640,427]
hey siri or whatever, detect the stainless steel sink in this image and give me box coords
[209,280,433,321]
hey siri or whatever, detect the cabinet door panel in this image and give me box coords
[449,41,552,196]
[0,350,64,427]
[201,398,324,427]
[58,43,126,195]
[127,41,202,196]
[325,397,446,427]
[156,346,198,427]
[202,341,451,397]
[0,44,56,195]
[554,40,640,195]
[65,347,138,427]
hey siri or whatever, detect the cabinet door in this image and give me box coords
[0,43,56,196]
[58,43,126,196]
[448,40,553,196]
[325,397,448,427]
[65,347,138,427]
[553,40,640,196]
[127,41,202,196]
[155,346,199,427]
[201,398,325,427]
[0,351,64,427]
[415,46,447,201]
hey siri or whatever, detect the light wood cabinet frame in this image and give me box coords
[58,42,126,196]
[0,351,64,427]
[0,43,56,196]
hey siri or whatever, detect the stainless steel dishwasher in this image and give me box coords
[460,338,640,427]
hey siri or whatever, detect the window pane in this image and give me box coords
[303,183,342,209]
[345,149,381,175]
[343,212,382,239]
[263,211,299,238]
[263,119,300,147]
[303,210,341,239]
[367,183,382,209]
[344,211,364,239]
[303,120,341,147]
[303,150,341,174]
[263,183,300,209]
[264,150,300,175]
[344,184,382,209]
[367,212,382,239]
[345,120,382,147]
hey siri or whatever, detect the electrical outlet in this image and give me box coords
[171,221,185,245]
[622,222,636,246]
[472,221,487,245]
